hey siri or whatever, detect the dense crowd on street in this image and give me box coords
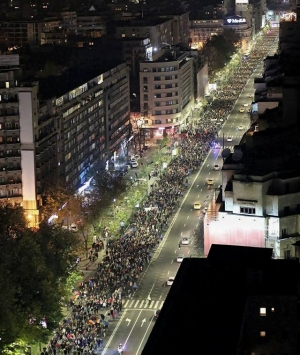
[41,30,278,355]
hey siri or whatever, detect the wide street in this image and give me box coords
[101,35,278,355]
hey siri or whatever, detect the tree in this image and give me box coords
[0,205,81,352]
[41,178,75,221]
[202,30,241,78]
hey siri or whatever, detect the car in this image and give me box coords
[131,161,139,168]
[130,157,138,163]
[153,309,161,320]
[167,277,175,286]
[239,108,245,113]
[238,125,244,131]
[177,254,185,263]
[181,237,189,245]
[206,178,214,185]
[193,201,201,210]
[227,136,233,142]
[243,103,249,107]
[134,154,140,160]
[213,164,220,171]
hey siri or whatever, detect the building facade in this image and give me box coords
[139,50,194,136]
[0,55,131,226]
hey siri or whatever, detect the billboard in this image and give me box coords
[224,16,247,25]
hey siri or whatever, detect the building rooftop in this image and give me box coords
[114,16,172,27]
[38,58,124,100]
[142,245,299,355]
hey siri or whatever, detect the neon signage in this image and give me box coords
[226,17,247,24]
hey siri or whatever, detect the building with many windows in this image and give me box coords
[0,54,130,227]
[139,49,195,136]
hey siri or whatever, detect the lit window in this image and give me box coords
[260,331,266,337]
[260,308,266,316]
[271,307,275,312]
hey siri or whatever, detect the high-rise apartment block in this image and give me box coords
[0,55,130,226]
[139,50,195,136]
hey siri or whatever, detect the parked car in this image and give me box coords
[177,254,185,263]
[213,164,220,171]
[131,161,139,168]
[167,277,175,286]
[238,125,244,131]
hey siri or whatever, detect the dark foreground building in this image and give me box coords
[142,245,300,355]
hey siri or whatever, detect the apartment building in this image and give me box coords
[0,55,41,226]
[39,62,131,188]
[1,18,61,47]
[114,17,173,51]
[139,50,194,136]
[0,54,130,226]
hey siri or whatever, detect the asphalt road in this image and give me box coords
[101,33,279,355]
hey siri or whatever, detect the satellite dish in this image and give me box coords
[232,150,243,161]
[221,148,231,158]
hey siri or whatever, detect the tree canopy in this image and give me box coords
[0,204,81,352]
[202,29,241,78]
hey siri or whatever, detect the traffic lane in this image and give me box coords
[103,309,155,355]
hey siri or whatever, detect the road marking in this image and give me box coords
[141,318,146,327]
[154,300,159,308]
[140,300,145,308]
[197,195,199,198]
[134,300,139,308]
[102,310,127,354]
[135,317,154,355]
[124,310,143,347]
[180,231,183,235]
[187,216,189,219]
[126,318,131,326]
[174,249,177,254]
[196,184,199,188]
[149,301,154,309]
[167,270,170,275]
[188,250,190,254]
[183,223,186,227]
[128,300,134,308]
[171,259,173,264]
[148,283,155,296]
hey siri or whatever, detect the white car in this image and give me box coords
[213,164,220,171]
[131,161,139,168]
[181,237,189,245]
[243,103,249,107]
[227,137,233,142]
[167,277,175,286]
[177,254,185,263]
[238,125,243,131]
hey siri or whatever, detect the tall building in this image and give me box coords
[204,27,300,259]
[0,54,131,226]
[0,55,40,226]
[139,49,195,137]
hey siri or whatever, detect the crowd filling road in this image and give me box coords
[42,30,278,355]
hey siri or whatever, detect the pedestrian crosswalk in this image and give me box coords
[123,299,164,310]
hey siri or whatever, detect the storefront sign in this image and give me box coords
[226,17,247,24]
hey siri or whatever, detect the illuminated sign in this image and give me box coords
[226,17,247,24]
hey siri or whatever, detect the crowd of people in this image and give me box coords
[42,30,279,355]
